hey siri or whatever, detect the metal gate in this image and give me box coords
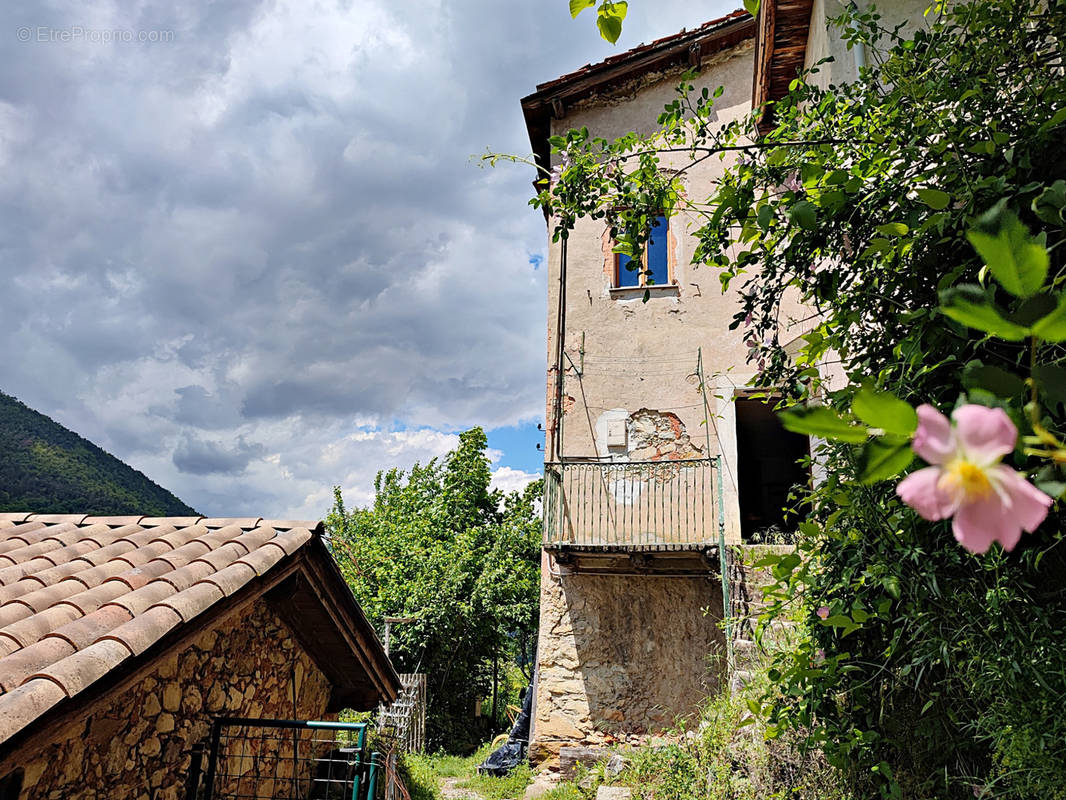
[187,717,379,800]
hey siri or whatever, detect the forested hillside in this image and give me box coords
[0,391,196,516]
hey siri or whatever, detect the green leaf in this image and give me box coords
[779,406,869,443]
[1033,364,1066,412]
[1010,292,1057,326]
[790,200,817,230]
[757,203,773,231]
[569,0,596,17]
[823,614,854,628]
[852,387,917,436]
[743,0,760,15]
[1047,107,1066,129]
[916,188,951,210]
[939,285,1030,341]
[859,438,914,484]
[596,10,623,43]
[875,222,909,237]
[1031,295,1066,341]
[961,360,1025,397]
[966,202,1049,297]
[1032,181,1066,226]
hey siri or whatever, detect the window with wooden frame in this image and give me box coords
[614,214,671,288]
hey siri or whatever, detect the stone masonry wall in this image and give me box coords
[12,600,332,800]
[531,561,724,761]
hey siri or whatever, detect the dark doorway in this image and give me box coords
[735,397,811,541]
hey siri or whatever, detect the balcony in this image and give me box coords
[542,457,722,573]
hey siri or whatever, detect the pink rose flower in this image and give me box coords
[816,606,830,619]
[896,404,1052,553]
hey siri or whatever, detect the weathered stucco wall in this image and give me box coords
[531,557,725,760]
[8,600,331,800]
[804,0,935,91]
[542,39,811,544]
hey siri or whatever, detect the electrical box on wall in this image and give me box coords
[606,419,628,448]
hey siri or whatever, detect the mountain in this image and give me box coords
[0,391,197,516]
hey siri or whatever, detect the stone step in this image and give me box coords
[730,669,754,692]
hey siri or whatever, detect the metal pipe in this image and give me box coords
[552,237,569,461]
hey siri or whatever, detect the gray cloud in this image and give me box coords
[173,434,265,476]
[0,0,737,517]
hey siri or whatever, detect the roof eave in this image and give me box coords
[521,12,757,193]
[751,0,815,134]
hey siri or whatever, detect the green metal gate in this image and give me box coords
[188,717,379,800]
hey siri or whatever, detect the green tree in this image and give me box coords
[542,0,1066,795]
[326,428,541,752]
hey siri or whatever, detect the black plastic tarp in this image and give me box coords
[477,681,534,776]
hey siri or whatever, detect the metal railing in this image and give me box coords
[542,457,719,548]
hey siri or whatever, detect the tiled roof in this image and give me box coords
[533,10,752,96]
[521,10,756,199]
[0,513,323,745]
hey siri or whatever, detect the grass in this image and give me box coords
[402,742,533,800]
[458,762,533,800]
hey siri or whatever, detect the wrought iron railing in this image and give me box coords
[542,457,719,548]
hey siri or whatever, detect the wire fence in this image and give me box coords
[377,673,426,754]
[189,718,378,800]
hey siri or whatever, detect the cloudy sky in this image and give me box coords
[0,0,738,518]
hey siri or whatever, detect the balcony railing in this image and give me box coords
[542,457,720,549]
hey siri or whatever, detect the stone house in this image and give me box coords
[521,0,931,760]
[0,512,399,800]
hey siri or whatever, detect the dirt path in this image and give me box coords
[439,777,485,799]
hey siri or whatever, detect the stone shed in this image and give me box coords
[0,513,400,800]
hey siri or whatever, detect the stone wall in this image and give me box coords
[531,559,725,761]
[11,600,332,800]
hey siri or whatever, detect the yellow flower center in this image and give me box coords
[939,459,994,500]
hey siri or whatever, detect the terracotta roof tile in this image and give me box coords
[10,582,86,615]
[31,640,132,697]
[270,528,313,555]
[154,583,224,623]
[138,516,203,528]
[46,606,134,650]
[236,544,286,576]
[0,679,66,735]
[0,522,47,549]
[198,517,262,529]
[103,581,177,617]
[56,581,130,616]
[0,604,82,650]
[203,562,257,597]
[27,514,88,525]
[155,560,215,591]
[100,605,182,655]
[0,638,77,692]
[0,514,321,744]
[81,516,145,527]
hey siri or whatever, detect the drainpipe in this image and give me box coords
[552,236,568,461]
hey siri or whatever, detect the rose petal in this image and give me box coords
[952,495,1011,553]
[994,466,1053,533]
[952,405,1017,466]
[912,405,954,465]
[897,466,958,520]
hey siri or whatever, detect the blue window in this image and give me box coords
[615,215,670,288]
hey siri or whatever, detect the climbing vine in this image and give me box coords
[541,0,1066,795]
